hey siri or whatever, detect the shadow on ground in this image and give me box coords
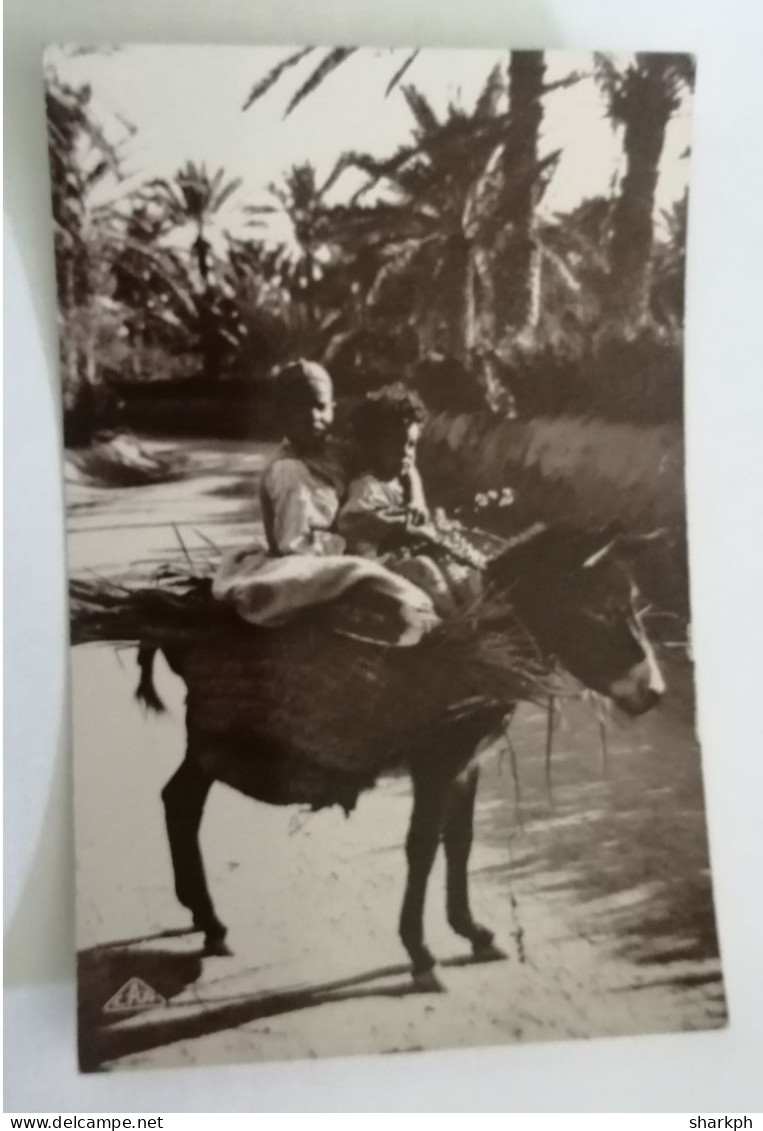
[78,931,509,1070]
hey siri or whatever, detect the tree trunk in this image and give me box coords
[302,253,317,328]
[605,65,674,334]
[494,51,546,344]
[192,221,219,380]
[462,247,516,415]
[192,222,211,287]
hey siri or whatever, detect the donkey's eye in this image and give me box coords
[583,608,612,627]
[584,597,632,626]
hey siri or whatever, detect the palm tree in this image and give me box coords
[146,163,243,378]
[496,52,547,340]
[327,77,507,349]
[243,49,574,411]
[146,161,242,288]
[595,53,694,333]
[246,162,333,325]
[45,69,127,436]
[107,203,207,378]
[650,192,689,327]
[324,68,577,409]
[222,236,313,373]
[535,196,614,336]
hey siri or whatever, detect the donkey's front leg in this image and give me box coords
[399,771,451,979]
[443,764,503,958]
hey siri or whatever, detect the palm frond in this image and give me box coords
[593,53,622,115]
[323,148,408,198]
[475,63,506,118]
[77,117,122,178]
[346,112,505,208]
[209,166,225,197]
[212,177,242,212]
[284,47,356,117]
[242,46,315,111]
[384,50,420,96]
[462,142,504,239]
[541,69,586,95]
[346,143,425,203]
[114,110,138,139]
[537,239,582,293]
[108,240,200,315]
[142,177,186,217]
[401,84,440,136]
[366,235,441,305]
[84,159,111,189]
[533,148,563,203]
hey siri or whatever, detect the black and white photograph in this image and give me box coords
[44,42,726,1073]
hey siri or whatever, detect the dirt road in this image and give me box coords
[68,439,726,1071]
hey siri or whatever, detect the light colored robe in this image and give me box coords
[212,443,438,645]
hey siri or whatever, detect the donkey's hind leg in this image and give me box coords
[162,756,229,955]
[443,764,505,960]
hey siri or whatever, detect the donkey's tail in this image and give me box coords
[136,645,166,713]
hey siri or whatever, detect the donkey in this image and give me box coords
[135,523,665,980]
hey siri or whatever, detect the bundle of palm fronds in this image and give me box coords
[69,561,230,646]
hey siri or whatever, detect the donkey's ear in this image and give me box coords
[581,522,623,569]
[582,526,669,569]
[582,539,617,569]
[612,528,670,557]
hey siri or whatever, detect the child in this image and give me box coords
[338,385,459,617]
[259,359,346,557]
[213,364,439,642]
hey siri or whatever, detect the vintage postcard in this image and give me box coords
[45,43,726,1072]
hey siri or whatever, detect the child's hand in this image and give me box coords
[406,502,429,528]
[408,522,440,547]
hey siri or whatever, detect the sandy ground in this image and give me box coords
[67,439,727,1072]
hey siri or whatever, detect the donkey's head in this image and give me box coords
[487,523,666,716]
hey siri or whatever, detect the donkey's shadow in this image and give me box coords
[78,930,507,1070]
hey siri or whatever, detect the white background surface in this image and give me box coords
[3,0,763,1113]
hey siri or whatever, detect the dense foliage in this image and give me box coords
[45,50,693,444]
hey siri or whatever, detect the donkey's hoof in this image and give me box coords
[204,933,233,957]
[199,919,231,957]
[412,967,446,993]
[472,938,508,963]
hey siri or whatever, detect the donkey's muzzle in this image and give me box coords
[608,654,666,716]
